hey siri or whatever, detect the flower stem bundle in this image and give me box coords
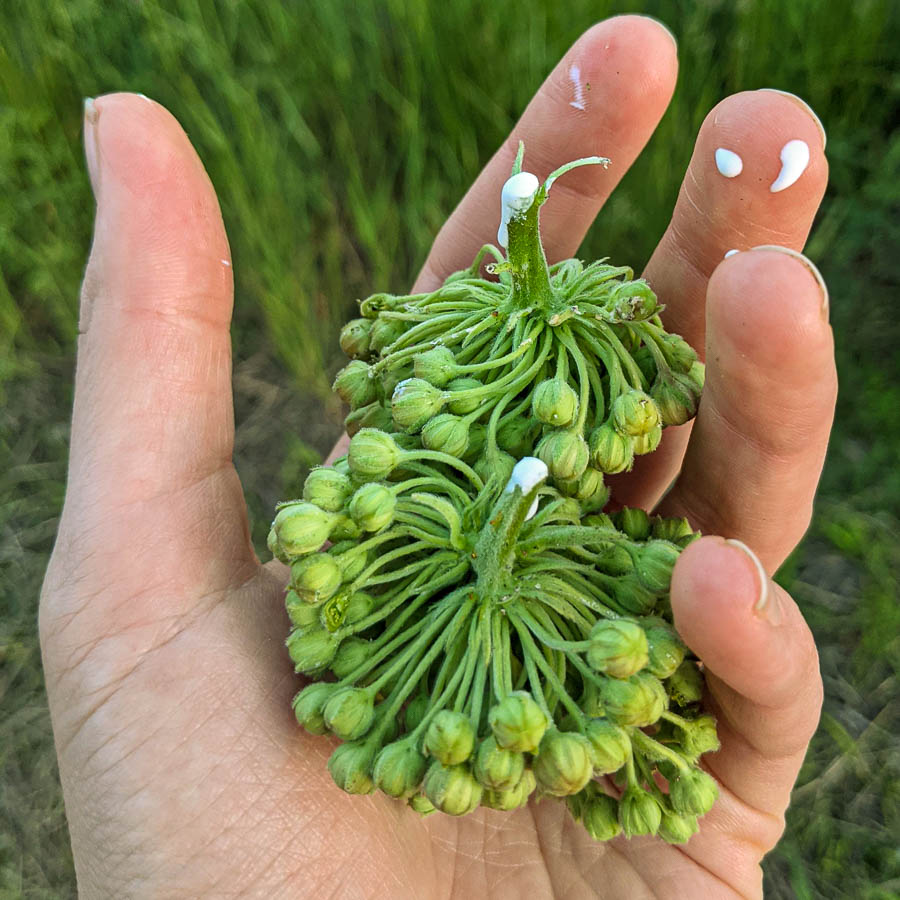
[270,145,719,842]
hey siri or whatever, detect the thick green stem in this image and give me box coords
[505,191,554,312]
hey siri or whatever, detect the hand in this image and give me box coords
[42,16,834,899]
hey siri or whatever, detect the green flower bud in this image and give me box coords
[667,661,704,706]
[413,346,458,387]
[423,762,482,816]
[273,502,335,558]
[343,402,389,437]
[330,636,372,680]
[583,512,615,530]
[658,810,699,844]
[669,768,719,816]
[327,740,376,794]
[320,590,351,632]
[618,507,651,541]
[347,428,402,480]
[594,543,636,577]
[588,619,650,678]
[660,333,697,374]
[446,377,484,415]
[369,316,406,353]
[632,423,662,455]
[424,710,476,765]
[285,628,339,674]
[645,624,687,679]
[267,526,288,563]
[343,590,377,625]
[536,428,590,481]
[601,672,668,727]
[610,575,658,615]
[404,692,430,732]
[292,682,336,735]
[291,553,342,603]
[650,375,697,427]
[323,686,376,741]
[332,546,368,582]
[466,423,487,458]
[489,691,549,753]
[380,362,413,399]
[496,416,540,458]
[391,378,446,433]
[582,793,623,841]
[302,467,353,513]
[635,540,680,593]
[421,413,470,457]
[339,318,374,359]
[589,422,635,474]
[328,514,362,542]
[408,793,436,816]
[473,736,526,791]
[533,729,594,797]
[612,390,660,437]
[619,787,662,837]
[285,589,321,629]
[532,378,579,427]
[481,768,536,811]
[583,719,631,774]
[573,467,609,511]
[651,515,694,543]
[358,292,399,318]
[686,360,705,393]
[348,482,397,532]
[681,715,720,759]
[373,739,428,799]
[611,279,658,321]
[332,360,377,410]
[475,451,517,488]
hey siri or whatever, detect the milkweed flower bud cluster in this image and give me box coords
[270,145,719,843]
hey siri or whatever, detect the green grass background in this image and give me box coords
[1,1,898,896]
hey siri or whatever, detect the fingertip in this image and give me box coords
[83,92,232,325]
[672,536,815,708]
[709,247,833,372]
[560,15,678,136]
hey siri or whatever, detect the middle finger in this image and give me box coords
[610,89,828,510]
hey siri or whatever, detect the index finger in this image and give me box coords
[412,15,679,292]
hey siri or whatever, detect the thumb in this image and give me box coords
[48,94,255,622]
[668,536,822,873]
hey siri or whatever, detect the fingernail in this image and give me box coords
[84,97,101,198]
[725,539,780,625]
[757,89,827,150]
[750,245,829,321]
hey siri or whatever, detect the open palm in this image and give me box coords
[41,17,835,899]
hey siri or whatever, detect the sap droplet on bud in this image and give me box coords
[503,456,549,495]
[498,171,540,249]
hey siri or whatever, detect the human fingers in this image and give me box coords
[44,94,254,630]
[612,89,828,510]
[412,15,679,293]
[666,537,822,895]
[657,247,835,572]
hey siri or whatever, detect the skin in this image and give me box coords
[41,15,836,900]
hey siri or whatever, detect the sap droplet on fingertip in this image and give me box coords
[715,148,743,178]
[770,139,810,193]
